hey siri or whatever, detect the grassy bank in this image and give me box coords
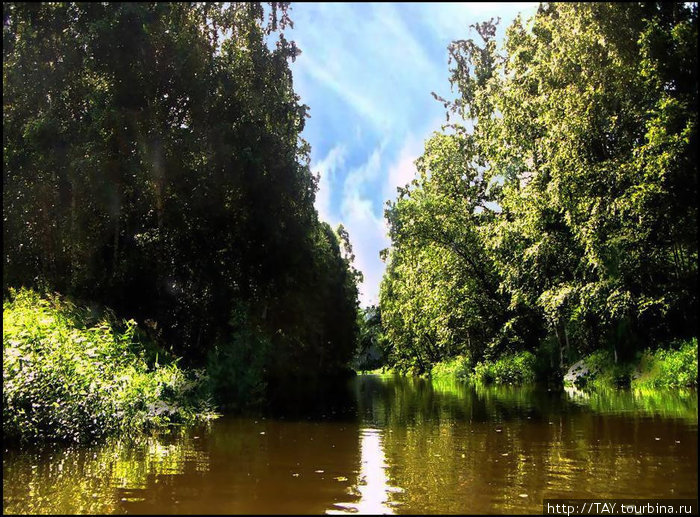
[430,351,537,385]
[427,338,697,390]
[3,288,218,443]
[567,338,698,390]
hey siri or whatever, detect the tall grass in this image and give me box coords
[3,288,217,443]
[565,338,697,390]
[632,338,698,389]
[473,351,537,385]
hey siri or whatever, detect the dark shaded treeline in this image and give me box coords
[3,2,361,403]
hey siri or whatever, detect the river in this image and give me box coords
[3,374,697,514]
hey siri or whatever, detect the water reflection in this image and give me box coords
[328,427,401,514]
[564,385,698,421]
[2,429,212,514]
[3,375,697,515]
[356,376,697,514]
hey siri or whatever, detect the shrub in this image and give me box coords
[632,338,698,389]
[205,328,270,411]
[473,351,537,385]
[3,288,217,442]
[576,349,633,389]
[430,355,472,381]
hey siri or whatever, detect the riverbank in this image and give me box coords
[563,339,698,390]
[3,288,218,443]
[424,339,698,390]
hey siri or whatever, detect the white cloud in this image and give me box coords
[341,193,388,307]
[312,144,347,224]
[336,125,450,307]
[339,146,389,307]
[342,145,384,200]
[336,133,426,307]
[310,142,392,306]
[383,134,423,204]
[286,3,540,307]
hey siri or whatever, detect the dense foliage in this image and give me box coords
[3,288,217,442]
[353,305,389,371]
[3,2,360,401]
[473,352,537,385]
[633,338,698,389]
[380,3,697,375]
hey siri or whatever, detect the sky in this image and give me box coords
[283,2,540,307]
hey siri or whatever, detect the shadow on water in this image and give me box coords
[3,374,697,514]
[263,374,360,422]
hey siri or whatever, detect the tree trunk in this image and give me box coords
[554,324,564,369]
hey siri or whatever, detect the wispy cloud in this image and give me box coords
[299,52,387,131]
[313,144,347,224]
[287,2,540,307]
[290,3,441,133]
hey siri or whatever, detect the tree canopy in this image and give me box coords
[380,2,698,374]
[3,2,360,396]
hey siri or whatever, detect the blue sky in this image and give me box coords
[284,2,539,306]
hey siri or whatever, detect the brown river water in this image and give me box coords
[3,374,698,514]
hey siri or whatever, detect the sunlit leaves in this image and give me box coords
[380,3,697,374]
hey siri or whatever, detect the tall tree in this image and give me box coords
[380,2,697,373]
[3,2,360,392]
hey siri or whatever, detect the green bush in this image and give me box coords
[473,351,537,385]
[206,328,270,411]
[632,338,698,389]
[3,288,217,442]
[430,355,472,381]
[576,349,633,389]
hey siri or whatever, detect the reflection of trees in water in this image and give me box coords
[4,417,364,515]
[2,428,209,514]
[121,418,363,514]
[565,387,698,421]
[354,375,698,514]
[3,377,696,515]
[355,374,557,428]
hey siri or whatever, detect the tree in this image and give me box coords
[379,2,697,374]
[3,2,361,396]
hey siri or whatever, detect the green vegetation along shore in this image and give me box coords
[427,338,698,390]
[359,337,698,392]
[371,3,698,383]
[3,288,218,443]
[3,3,697,444]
